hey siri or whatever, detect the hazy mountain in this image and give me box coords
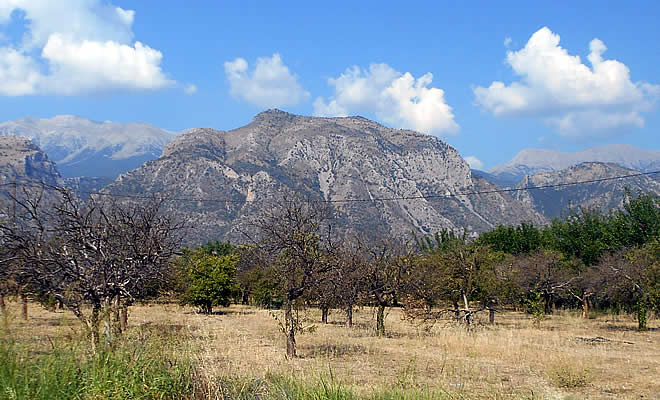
[0,136,62,187]
[514,162,660,219]
[489,145,660,187]
[0,115,174,178]
[105,110,545,245]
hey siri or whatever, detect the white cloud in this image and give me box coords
[0,0,176,95]
[474,27,659,136]
[464,156,484,170]
[503,37,512,47]
[314,63,459,136]
[0,46,41,95]
[224,53,309,108]
[184,84,197,95]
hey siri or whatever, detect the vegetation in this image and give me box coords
[0,184,657,398]
[176,243,238,314]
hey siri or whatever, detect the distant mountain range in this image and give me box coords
[0,113,658,242]
[0,115,174,178]
[486,145,660,187]
[513,162,660,219]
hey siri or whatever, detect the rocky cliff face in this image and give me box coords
[0,136,62,187]
[0,115,174,178]
[514,162,660,219]
[106,110,545,245]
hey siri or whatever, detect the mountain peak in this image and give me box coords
[106,110,544,245]
[0,116,174,178]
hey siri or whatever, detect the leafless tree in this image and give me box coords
[359,238,412,336]
[249,190,335,358]
[0,184,183,352]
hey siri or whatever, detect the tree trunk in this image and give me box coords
[489,308,495,324]
[120,305,128,332]
[346,304,353,328]
[0,294,5,315]
[581,297,589,319]
[462,292,470,311]
[284,298,297,358]
[241,290,249,305]
[321,306,329,324]
[88,304,101,354]
[453,301,460,321]
[114,294,120,325]
[20,293,27,320]
[376,304,386,336]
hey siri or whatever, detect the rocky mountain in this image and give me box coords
[105,110,545,245]
[0,115,174,178]
[0,137,64,213]
[489,145,660,187]
[514,162,660,219]
[0,136,62,187]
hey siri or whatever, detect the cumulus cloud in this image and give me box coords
[0,46,41,95]
[464,156,484,170]
[0,0,175,95]
[224,53,309,108]
[314,63,459,136]
[474,27,659,136]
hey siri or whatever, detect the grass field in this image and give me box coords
[1,299,658,399]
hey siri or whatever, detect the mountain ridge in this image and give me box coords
[0,115,175,178]
[488,144,660,187]
[106,110,545,245]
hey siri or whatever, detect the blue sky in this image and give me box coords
[0,1,658,170]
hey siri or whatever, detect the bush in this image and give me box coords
[178,248,239,313]
[546,360,590,388]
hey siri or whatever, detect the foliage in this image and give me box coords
[477,222,543,255]
[177,247,238,314]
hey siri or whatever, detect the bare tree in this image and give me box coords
[249,191,334,358]
[0,185,182,351]
[359,239,411,336]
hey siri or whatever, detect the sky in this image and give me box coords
[0,0,658,170]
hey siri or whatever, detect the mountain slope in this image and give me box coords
[0,115,174,178]
[0,136,62,187]
[106,110,544,245]
[489,145,660,186]
[514,162,660,219]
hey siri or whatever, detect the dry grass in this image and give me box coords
[2,299,659,399]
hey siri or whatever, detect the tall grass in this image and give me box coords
[0,325,194,400]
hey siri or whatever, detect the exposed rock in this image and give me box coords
[106,110,544,245]
[514,162,660,219]
[0,136,62,187]
[489,145,660,187]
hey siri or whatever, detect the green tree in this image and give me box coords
[478,222,543,255]
[609,190,660,249]
[178,249,238,314]
[546,208,611,266]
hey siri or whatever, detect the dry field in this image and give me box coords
[3,300,659,399]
